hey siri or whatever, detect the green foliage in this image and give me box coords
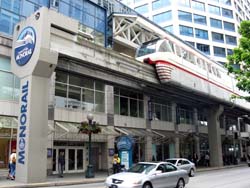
[78,121,101,134]
[225,21,250,100]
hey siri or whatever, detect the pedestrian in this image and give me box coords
[112,153,120,174]
[58,151,65,177]
[205,152,210,167]
[8,149,16,180]
[193,152,199,166]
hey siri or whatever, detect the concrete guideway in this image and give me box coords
[0,164,246,188]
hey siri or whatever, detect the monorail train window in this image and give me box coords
[174,45,182,57]
[158,40,173,53]
[136,40,157,57]
[207,63,212,73]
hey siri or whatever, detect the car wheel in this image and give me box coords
[176,179,185,188]
[143,182,152,188]
[189,168,195,177]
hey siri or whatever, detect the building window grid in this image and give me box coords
[195,28,208,39]
[55,73,105,112]
[152,102,172,122]
[114,88,144,118]
[178,10,192,22]
[193,14,206,25]
[179,25,193,37]
[179,108,194,125]
[212,32,224,43]
[191,0,205,11]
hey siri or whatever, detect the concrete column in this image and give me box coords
[107,135,115,169]
[172,102,180,158]
[145,136,152,161]
[105,85,114,126]
[193,108,200,158]
[16,76,49,183]
[207,105,224,167]
[174,137,180,158]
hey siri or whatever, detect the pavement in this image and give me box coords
[0,163,247,188]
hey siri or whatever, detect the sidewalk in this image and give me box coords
[0,163,247,188]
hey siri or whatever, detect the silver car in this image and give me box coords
[165,158,196,177]
[105,162,189,188]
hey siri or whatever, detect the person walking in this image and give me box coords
[8,149,16,180]
[58,151,65,177]
[205,152,210,167]
[112,154,121,174]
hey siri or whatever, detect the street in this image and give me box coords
[42,166,250,188]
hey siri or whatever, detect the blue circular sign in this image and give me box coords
[117,136,134,151]
[14,26,36,66]
[19,138,26,151]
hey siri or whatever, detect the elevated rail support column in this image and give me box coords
[207,105,224,167]
[193,108,200,159]
[145,95,152,161]
[172,102,180,158]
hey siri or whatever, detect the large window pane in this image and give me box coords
[192,1,205,11]
[153,11,172,24]
[68,86,81,109]
[210,18,222,28]
[152,0,171,10]
[208,5,220,15]
[214,46,226,57]
[14,76,20,101]
[70,75,94,89]
[130,99,138,117]
[222,8,233,18]
[82,88,94,111]
[153,104,161,120]
[56,71,68,83]
[225,35,237,45]
[178,11,192,22]
[0,72,13,100]
[195,28,208,39]
[212,32,224,42]
[0,56,11,71]
[139,100,144,118]
[95,91,105,112]
[55,83,67,108]
[114,96,119,114]
[197,43,210,54]
[223,21,235,31]
[120,97,128,116]
[194,14,206,25]
[179,25,193,37]
[178,0,190,7]
[135,4,148,14]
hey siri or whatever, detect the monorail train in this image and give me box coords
[135,37,248,108]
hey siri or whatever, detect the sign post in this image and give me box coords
[11,9,58,183]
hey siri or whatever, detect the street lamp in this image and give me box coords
[85,113,94,178]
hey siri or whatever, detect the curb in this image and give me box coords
[196,164,246,172]
[0,178,105,188]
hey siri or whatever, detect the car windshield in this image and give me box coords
[166,160,177,165]
[127,163,156,174]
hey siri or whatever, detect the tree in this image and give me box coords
[225,20,250,101]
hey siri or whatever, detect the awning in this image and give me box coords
[54,121,119,141]
[114,127,172,143]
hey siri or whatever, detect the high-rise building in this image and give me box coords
[120,0,250,65]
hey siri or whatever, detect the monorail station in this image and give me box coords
[0,2,250,184]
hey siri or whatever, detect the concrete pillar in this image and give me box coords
[107,135,115,169]
[207,105,224,167]
[105,85,114,125]
[145,136,152,161]
[193,108,200,158]
[172,102,180,158]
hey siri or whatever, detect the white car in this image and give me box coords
[105,162,189,188]
[166,158,196,177]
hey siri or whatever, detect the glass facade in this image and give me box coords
[208,5,221,16]
[223,21,235,31]
[177,107,194,125]
[0,0,106,46]
[0,56,20,101]
[151,98,172,122]
[55,71,105,112]
[222,8,233,18]
[225,35,237,45]
[114,88,144,118]
[197,43,210,54]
